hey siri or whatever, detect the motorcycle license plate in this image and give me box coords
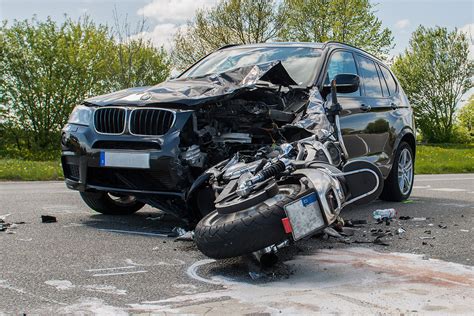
[284,192,326,241]
[99,152,150,169]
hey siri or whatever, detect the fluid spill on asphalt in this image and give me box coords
[128,247,474,314]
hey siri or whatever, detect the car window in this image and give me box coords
[181,47,322,87]
[377,64,390,97]
[325,51,360,96]
[356,55,383,98]
[379,65,398,96]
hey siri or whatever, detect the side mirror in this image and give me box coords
[332,74,360,94]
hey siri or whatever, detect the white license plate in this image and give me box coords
[284,192,325,241]
[99,152,150,169]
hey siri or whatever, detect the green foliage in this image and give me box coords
[0,17,170,157]
[0,158,63,181]
[172,0,287,69]
[415,143,474,174]
[280,0,393,57]
[457,95,474,134]
[392,26,473,143]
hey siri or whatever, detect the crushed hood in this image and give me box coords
[84,61,298,108]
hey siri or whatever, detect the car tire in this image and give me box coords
[80,191,145,215]
[194,184,303,259]
[380,142,414,202]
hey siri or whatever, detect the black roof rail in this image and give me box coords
[323,41,383,61]
[217,44,241,50]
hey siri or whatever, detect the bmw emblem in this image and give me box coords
[140,93,152,101]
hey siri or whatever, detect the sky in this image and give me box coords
[1,0,472,56]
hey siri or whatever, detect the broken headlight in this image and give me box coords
[68,105,93,126]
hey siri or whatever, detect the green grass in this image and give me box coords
[415,143,474,174]
[0,159,63,181]
[0,143,472,180]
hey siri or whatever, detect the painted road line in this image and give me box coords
[99,229,169,237]
[428,188,467,192]
[186,259,220,285]
[92,270,148,277]
[415,177,474,182]
[86,266,136,272]
[413,185,431,189]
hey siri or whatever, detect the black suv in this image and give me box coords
[61,42,415,220]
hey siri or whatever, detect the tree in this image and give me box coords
[458,95,474,135]
[392,26,473,143]
[0,16,171,155]
[280,0,393,57]
[112,9,170,90]
[0,17,115,152]
[172,0,287,70]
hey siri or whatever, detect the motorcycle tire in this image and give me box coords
[194,183,304,259]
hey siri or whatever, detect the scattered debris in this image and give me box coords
[175,231,194,241]
[373,209,396,221]
[438,224,447,229]
[420,236,435,240]
[424,230,431,234]
[402,199,415,204]
[323,227,345,240]
[460,229,469,232]
[397,227,406,236]
[41,215,57,223]
[249,271,264,280]
[412,217,427,221]
[168,227,187,238]
[399,216,411,220]
[346,219,367,226]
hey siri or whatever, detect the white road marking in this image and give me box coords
[45,280,75,290]
[92,270,148,277]
[98,229,169,237]
[415,177,474,182]
[429,188,467,192]
[0,280,67,305]
[186,259,220,285]
[413,185,431,189]
[86,266,136,272]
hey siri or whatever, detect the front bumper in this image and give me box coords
[61,111,193,198]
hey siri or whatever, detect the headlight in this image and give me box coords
[68,105,93,126]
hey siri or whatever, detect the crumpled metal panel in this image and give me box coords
[84,61,297,108]
[291,88,333,140]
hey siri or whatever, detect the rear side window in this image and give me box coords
[377,64,390,97]
[379,65,398,96]
[356,55,383,98]
[325,51,360,96]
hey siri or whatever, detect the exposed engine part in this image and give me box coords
[213,133,252,144]
[236,160,288,197]
[182,145,206,168]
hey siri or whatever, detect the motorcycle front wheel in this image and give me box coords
[194,184,304,259]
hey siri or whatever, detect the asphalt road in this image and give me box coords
[1,174,473,314]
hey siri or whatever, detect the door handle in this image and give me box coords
[390,102,399,110]
[360,104,371,112]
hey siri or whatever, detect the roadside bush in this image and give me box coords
[0,17,170,159]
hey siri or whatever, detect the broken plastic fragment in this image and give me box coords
[249,271,264,280]
[175,231,194,241]
[41,215,57,223]
[372,209,396,221]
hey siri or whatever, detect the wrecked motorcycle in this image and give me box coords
[194,77,384,259]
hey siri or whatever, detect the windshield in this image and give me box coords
[181,46,322,86]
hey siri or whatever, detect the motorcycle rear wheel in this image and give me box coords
[194,184,304,259]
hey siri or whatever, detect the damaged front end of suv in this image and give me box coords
[62,42,415,224]
[62,45,324,222]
